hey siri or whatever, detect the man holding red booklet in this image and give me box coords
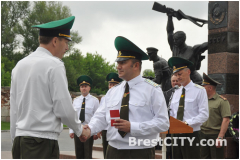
[82,36,169,159]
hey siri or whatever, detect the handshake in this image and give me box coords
[80,125,91,142]
[69,125,92,142]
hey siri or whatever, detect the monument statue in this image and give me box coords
[152,2,208,84]
[146,47,172,91]
[166,8,208,84]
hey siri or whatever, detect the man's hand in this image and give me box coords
[113,119,130,133]
[166,7,175,17]
[79,125,91,142]
[69,133,74,139]
[216,138,223,148]
[97,132,102,139]
[93,135,98,140]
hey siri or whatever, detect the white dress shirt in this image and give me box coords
[99,96,108,131]
[170,81,209,131]
[10,47,83,143]
[69,94,99,134]
[88,75,169,149]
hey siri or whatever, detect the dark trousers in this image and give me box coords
[102,130,109,159]
[172,131,200,159]
[106,145,155,159]
[12,136,59,159]
[74,134,94,159]
[166,134,172,159]
[200,132,224,159]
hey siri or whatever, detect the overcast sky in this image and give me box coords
[62,1,209,75]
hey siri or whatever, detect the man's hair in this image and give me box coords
[171,74,177,80]
[183,68,190,72]
[174,31,186,42]
[38,36,63,44]
[131,59,142,71]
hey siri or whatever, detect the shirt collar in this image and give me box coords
[36,47,62,61]
[183,80,194,91]
[125,75,143,89]
[80,93,91,100]
[210,93,218,100]
[36,47,54,57]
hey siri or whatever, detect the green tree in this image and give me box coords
[143,69,155,78]
[16,1,82,56]
[1,56,15,86]
[62,51,117,95]
[1,1,30,60]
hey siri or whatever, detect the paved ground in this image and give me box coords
[1,128,102,159]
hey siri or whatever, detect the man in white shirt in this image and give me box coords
[98,72,123,158]
[83,36,169,159]
[168,57,209,159]
[69,75,99,159]
[10,16,89,159]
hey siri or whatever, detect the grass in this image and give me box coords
[1,121,10,130]
[1,121,68,130]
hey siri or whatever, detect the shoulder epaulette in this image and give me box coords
[219,95,227,101]
[73,96,80,101]
[91,95,99,100]
[144,79,160,88]
[195,84,204,89]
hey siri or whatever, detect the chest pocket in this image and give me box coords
[185,98,195,111]
[129,101,146,107]
[84,100,94,114]
[209,101,220,115]
[106,99,121,109]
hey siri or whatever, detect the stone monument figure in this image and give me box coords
[146,47,172,91]
[166,8,208,84]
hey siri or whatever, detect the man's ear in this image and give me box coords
[188,68,191,75]
[134,61,139,69]
[52,37,58,47]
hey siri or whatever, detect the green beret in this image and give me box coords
[32,16,75,41]
[114,36,149,62]
[201,72,221,86]
[77,75,92,86]
[106,73,122,84]
[168,57,194,74]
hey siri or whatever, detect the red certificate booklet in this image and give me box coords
[110,110,120,126]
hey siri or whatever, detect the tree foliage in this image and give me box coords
[1,1,30,59]
[16,1,82,56]
[63,51,117,95]
[1,56,15,86]
[1,1,116,95]
[143,69,155,78]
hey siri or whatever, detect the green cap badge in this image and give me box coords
[114,36,149,62]
[32,16,75,41]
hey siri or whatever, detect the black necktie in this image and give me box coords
[177,88,185,121]
[80,98,85,123]
[118,82,129,138]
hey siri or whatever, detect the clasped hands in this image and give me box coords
[76,119,130,142]
[79,125,91,142]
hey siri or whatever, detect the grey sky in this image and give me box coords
[62,1,209,75]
